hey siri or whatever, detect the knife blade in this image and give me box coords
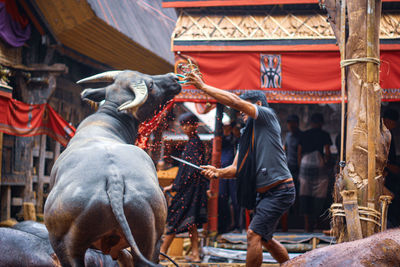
[170,155,204,170]
[170,155,217,179]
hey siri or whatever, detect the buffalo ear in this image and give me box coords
[81,88,106,102]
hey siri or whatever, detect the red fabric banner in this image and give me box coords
[0,95,178,149]
[0,96,75,146]
[175,51,400,103]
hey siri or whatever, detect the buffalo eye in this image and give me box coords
[148,81,154,90]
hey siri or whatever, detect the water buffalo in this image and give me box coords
[282,229,400,267]
[44,71,181,267]
[5,221,122,267]
[0,227,60,267]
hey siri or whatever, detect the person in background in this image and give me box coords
[218,121,240,233]
[281,114,303,231]
[298,113,332,232]
[284,114,302,188]
[161,113,208,263]
[187,72,295,266]
[382,108,400,228]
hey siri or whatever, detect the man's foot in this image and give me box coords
[185,255,201,263]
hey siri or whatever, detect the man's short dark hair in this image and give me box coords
[287,114,299,123]
[383,108,399,122]
[240,91,268,107]
[310,113,324,124]
[179,112,199,125]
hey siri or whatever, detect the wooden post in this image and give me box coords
[341,190,363,241]
[54,142,61,162]
[23,202,36,221]
[1,185,11,221]
[36,135,47,214]
[325,0,387,241]
[23,137,34,203]
[208,103,223,235]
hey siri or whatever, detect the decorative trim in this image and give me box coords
[172,11,400,50]
[173,42,400,52]
[163,0,398,8]
[174,88,400,104]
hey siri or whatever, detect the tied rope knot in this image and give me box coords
[340,57,380,68]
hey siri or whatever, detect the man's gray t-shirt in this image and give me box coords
[254,105,292,188]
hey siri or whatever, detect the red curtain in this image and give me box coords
[175,51,400,103]
[0,96,75,146]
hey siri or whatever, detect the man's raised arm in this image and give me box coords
[186,72,257,119]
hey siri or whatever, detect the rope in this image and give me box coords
[330,203,381,227]
[159,252,179,267]
[340,57,380,68]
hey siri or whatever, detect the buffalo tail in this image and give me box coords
[106,164,157,267]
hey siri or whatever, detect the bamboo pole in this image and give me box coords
[366,0,377,237]
[379,195,392,231]
[339,0,346,166]
[36,135,46,214]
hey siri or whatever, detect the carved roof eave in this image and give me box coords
[172,11,400,48]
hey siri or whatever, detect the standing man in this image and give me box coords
[186,73,295,266]
[218,121,240,233]
[382,108,400,228]
[298,113,331,232]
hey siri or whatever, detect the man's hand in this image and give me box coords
[185,72,205,90]
[200,165,219,180]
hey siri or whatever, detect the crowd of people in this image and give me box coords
[158,72,400,266]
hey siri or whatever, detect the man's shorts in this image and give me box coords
[249,181,296,241]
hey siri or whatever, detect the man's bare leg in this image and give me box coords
[246,229,263,267]
[262,238,290,264]
[159,233,176,260]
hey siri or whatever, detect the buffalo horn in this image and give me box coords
[77,71,123,84]
[117,81,148,113]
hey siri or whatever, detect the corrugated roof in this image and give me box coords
[87,0,177,64]
[33,0,176,74]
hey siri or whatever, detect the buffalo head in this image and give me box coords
[78,70,181,122]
